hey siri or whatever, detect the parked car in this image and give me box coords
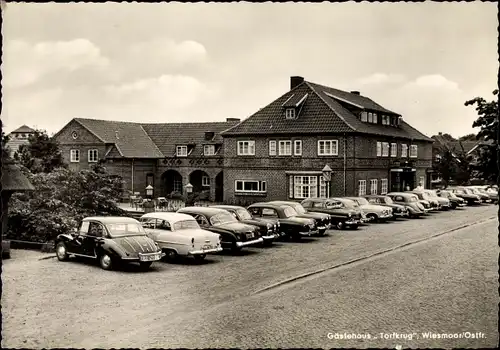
[436,190,466,209]
[301,197,363,230]
[420,189,451,210]
[177,207,263,252]
[247,202,318,239]
[139,212,222,261]
[331,198,370,223]
[363,195,409,219]
[211,205,282,245]
[268,201,331,235]
[466,186,494,203]
[407,191,435,211]
[386,192,427,218]
[342,197,393,222]
[55,217,163,270]
[447,187,482,205]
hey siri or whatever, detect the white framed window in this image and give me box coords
[358,180,367,196]
[376,142,382,157]
[382,142,389,157]
[285,108,296,119]
[390,143,397,157]
[410,145,418,158]
[401,144,408,157]
[319,176,327,198]
[237,141,255,156]
[419,176,425,188]
[289,176,294,198]
[361,112,368,122]
[70,149,80,163]
[269,140,277,156]
[370,179,378,195]
[202,176,210,187]
[293,176,318,199]
[88,149,98,163]
[372,113,378,124]
[176,145,188,157]
[294,140,302,156]
[368,112,373,123]
[204,145,215,156]
[381,179,388,195]
[317,140,339,156]
[381,115,390,125]
[235,180,266,193]
[278,140,292,156]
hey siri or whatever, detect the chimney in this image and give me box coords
[350,91,360,95]
[226,118,240,122]
[438,132,442,136]
[205,131,215,141]
[115,131,120,139]
[290,76,304,90]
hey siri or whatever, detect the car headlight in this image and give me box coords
[267,223,272,229]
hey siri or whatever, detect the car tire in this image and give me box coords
[335,221,345,230]
[139,262,153,270]
[56,242,69,261]
[194,254,206,261]
[366,213,378,222]
[99,253,114,270]
[164,249,178,261]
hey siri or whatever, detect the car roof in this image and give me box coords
[211,205,245,211]
[268,201,300,206]
[387,192,413,197]
[83,216,139,224]
[248,202,288,209]
[178,206,229,217]
[140,212,196,223]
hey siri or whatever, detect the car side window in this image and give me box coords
[141,218,157,229]
[248,208,261,217]
[262,208,278,218]
[194,215,209,227]
[368,198,377,204]
[88,222,104,237]
[395,196,403,202]
[79,221,90,235]
[326,201,342,209]
[302,201,311,208]
[312,202,324,209]
[157,220,171,231]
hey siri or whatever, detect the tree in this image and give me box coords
[13,129,66,173]
[465,90,498,183]
[458,133,478,142]
[2,130,11,159]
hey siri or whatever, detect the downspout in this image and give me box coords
[131,158,135,193]
[343,133,347,196]
[353,135,356,195]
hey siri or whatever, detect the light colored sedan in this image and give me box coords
[139,212,223,261]
[342,197,393,222]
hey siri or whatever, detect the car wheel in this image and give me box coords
[366,214,378,222]
[99,253,114,270]
[335,221,345,230]
[164,249,178,261]
[56,242,69,261]
[139,262,153,270]
[194,254,206,261]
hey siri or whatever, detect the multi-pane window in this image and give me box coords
[317,140,338,156]
[70,149,80,163]
[294,140,302,156]
[278,140,292,156]
[381,115,390,125]
[319,176,327,198]
[204,145,215,156]
[376,142,382,157]
[382,142,389,157]
[88,149,98,163]
[293,176,318,199]
[410,145,418,158]
[237,141,255,155]
[269,140,277,156]
[176,145,188,157]
[381,179,388,195]
[358,180,367,196]
[401,144,408,157]
[202,176,210,187]
[370,179,378,195]
[361,112,368,122]
[235,180,266,193]
[285,108,296,119]
[390,143,397,157]
[372,113,378,124]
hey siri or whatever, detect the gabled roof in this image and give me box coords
[74,118,164,158]
[10,125,35,134]
[223,78,433,142]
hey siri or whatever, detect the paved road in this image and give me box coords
[2,205,498,348]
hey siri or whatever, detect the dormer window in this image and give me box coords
[176,145,188,157]
[381,115,390,125]
[285,108,296,120]
[361,112,368,122]
[204,145,216,156]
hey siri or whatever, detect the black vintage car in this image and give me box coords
[268,201,331,235]
[55,217,164,270]
[447,187,482,205]
[211,205,281,245]
[177,207,263,251]
[247,202,318,240]
[386,193,426,218]
[300,198,362,230]
[436,190,466,209]
[363,195,409,219]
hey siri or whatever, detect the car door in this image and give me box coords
[82,221,105,257]
[66,221,88,255]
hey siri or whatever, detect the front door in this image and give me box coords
[83,221,105,257]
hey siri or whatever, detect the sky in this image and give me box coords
[2,2,498,138]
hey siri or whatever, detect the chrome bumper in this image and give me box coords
[262,233,280,240]
[236,238,264,247]
[299,229,318,236]
[188,247,223,255]
[345,219,361,225]
[379,213,393,219]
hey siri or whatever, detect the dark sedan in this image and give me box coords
[301,197,363,230]
[447,187,482,205]
[437,190,466,209]
[247,203,317,240]
[268,201,331,235]
[386,193,426,218]
[211,205,281,245]
[177,207,263,252]
[364,195,409,219]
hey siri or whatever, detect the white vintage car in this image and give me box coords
[139,212,223,261]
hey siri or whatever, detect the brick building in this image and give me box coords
[53,118,240,201]
[221,76,434,204]
[6,125,36,155]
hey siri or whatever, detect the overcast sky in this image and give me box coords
[2,2,497,138]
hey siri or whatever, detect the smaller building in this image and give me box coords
[6,125,36,155]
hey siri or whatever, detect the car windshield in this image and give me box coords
[383,197,394,204]
[106,223,145,237]
[292,204,306,214]
[173,220,200,231]
[236,209,253,220]
[284,207,298,218]
[354,198,369,205]
[409,196,418,203]
[210,213,238,226]
[339,199,357,208]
